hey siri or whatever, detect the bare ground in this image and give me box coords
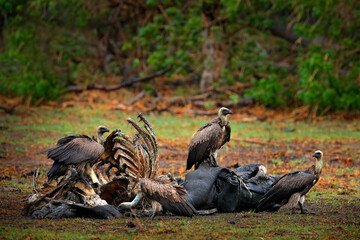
[1,142,359,239]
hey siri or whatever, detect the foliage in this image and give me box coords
[0,0,96,103]
[245,74,290,108]
[0,0,359,112]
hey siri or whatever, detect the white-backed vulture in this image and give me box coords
[186,107,232,170]
[116,114,196,218]
[256,150,324,214]
[46,126,119,184]
[119,177,196,218]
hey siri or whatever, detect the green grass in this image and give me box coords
[1,203,359,240]
[1,106,360,149]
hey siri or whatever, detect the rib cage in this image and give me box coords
[113,113,159,180]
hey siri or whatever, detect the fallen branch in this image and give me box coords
[126,90,146,106]
[166,92,212,106]
[0,104,16,114]
[216,97,254,108]
[188,110,218,116]
[67,66,172,92]
[192,97,254,109]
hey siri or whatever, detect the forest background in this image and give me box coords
[1,0,359,115]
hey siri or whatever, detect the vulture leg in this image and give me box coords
[208,154,219,167]
[299,202,305,214]
[280,192,300,213]
[299,200,314,214]
[118,192,143,211]
[84,164,100,185]
[150,201,162,220]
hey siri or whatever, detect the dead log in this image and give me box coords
[216,97,254,108]
[0,104,16,114]
[126,90,146,105]
[67,66,172,92]
[166,92,212,106]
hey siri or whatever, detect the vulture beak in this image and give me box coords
[312,151,322,160]
[222,108,233,116]
[99,126,110,134]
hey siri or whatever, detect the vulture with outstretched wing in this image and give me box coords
[115,114,196,218]
[186,107,232,170]
[46,126,119,183]
[257,150,324,214]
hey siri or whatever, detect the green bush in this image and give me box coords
[0,0,94,103]
[245,75,291,108]
[0,0,359,113]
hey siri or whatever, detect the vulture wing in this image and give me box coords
[257,171,317,211]
[222,124,231,145]
[139,178,196,217]
[186,120,222,170]
[45,135,105,165]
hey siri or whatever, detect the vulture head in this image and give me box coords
[96,126,110,144]
[312,150,324,173]
[312,150,323,160]
[218,107,232,124]
[257,165,267,176]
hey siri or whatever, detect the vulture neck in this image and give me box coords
[97,132,105,145]
[219,115,228,127]
[315,157,323,175]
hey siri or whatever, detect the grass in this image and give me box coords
[1,206,359,239]
[1,106,360,149]
[1,105,360,239]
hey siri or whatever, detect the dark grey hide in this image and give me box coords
[32,202,121,219]
[183,162,280,212]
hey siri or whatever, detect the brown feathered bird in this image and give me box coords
[46,126,119,184]
[116,114,196,218]
[257,150,324,214]
[186,107,232,170]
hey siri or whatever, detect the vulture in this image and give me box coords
[116,115,196,218]
[118,177,196,218]
[45,126,119,184]
[186,107,232,170]
[256,150,324,214]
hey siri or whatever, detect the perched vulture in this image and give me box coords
[256,150,324,214]
[45,126,119,184]
[186,107,232,170]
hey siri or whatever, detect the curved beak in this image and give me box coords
[224,109,233,115]
[312,152,321,159]
[100,127,110,133]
